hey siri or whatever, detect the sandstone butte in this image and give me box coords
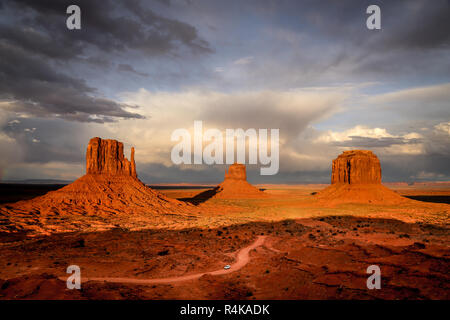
[0,137,189,235]
[315,150,409,205]
[194,163,267,201]
[86,137,137,177]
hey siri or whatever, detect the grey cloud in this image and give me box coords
[382,1,450,50]
[4,0,211,58]
[380,153,450,182]
[1,116,102,164]
[0,42,144,123]
[0,0,211,123]
[278,0,450,50]
[219,0,450,88]
[117,64,149,77]
[82,56,112,68]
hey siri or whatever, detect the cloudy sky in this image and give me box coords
[0,0,449,184]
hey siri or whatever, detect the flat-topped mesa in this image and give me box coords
[224,163,247,181]
[331,150,381,184]
[86,137,137,178]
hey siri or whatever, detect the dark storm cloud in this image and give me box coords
[278,0,450,50]
[382,1,450,50]
[5,0,211,58]
[228,0,450,87]
[0,0,211,122]
[0,42,144,122]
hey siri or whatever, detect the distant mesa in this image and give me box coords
[0,137,189,236]
[192,163,267,202]
[216,163,267,199]
[315,150,408,205]
[224,163,248,181]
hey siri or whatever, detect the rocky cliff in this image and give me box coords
[331,150,381,184]
[86,137,137,177]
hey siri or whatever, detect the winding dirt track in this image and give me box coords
[77,236,267,285]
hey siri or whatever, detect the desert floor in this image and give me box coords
[0,184,449,299]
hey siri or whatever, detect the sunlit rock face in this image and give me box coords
[331,150,382,185]
[224,163,247,181]
[316,150,408,205]
[86,137,136,178]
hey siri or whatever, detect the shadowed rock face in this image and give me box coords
[224,163,247,181]
[331,150,381,184]
[86,137,137,178]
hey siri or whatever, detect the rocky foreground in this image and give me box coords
[0,216,448,299]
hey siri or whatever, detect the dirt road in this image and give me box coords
[69,236,267,285]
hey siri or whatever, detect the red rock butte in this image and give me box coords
[331,150,381,185]
[316,150,408,205]
[86,137,137,177]
[194,163,267,201]
[224,163,247,181]
[0,137,189,235]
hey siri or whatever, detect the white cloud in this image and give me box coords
[233,56,254,65]
[315,125,422,143]
[434,121,450,135]
[315,125,395,143]
[383,143,425,155]
[313,125,425,155]
[112,87,350,169]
